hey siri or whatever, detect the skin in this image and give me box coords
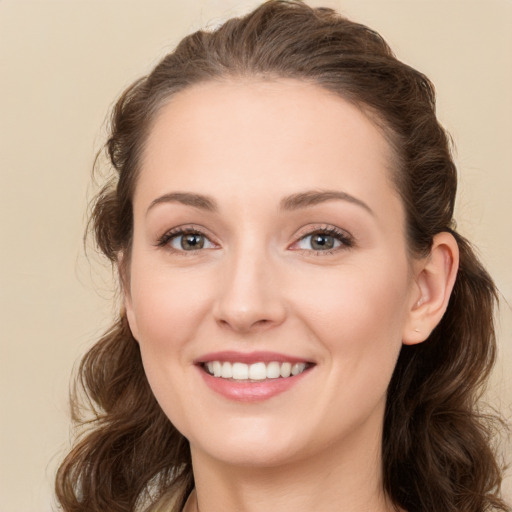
[124,79,458,512]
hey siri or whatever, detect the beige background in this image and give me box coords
[1,1,511,510]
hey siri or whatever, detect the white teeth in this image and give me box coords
[232,362,249,380]
[221,361,232,378]
[266,361,281,379]
[204,360,309,380]
[213,361,222,377]
[291,362,306,376]
[249,362,267,380]
[280,362,292,378]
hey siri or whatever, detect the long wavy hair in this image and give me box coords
[55,1,509,511]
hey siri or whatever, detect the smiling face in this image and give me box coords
[124,79,421,468]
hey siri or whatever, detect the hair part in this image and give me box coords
[56,1,509,511]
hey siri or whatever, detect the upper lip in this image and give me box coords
[194,351,314,365]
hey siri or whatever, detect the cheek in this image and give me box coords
[126,262,217,433]
[296,259,409,338]
[291,255,411,396]
[127,258,215,362]
[287,259,410,433]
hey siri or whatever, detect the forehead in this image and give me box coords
[136,79,401,219]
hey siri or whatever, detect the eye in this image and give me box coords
[291,227,353,253]
[296,232,341,251]
[170,232,212,251]
[158,228,217,252]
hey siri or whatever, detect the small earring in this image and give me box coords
[414,328,420,333]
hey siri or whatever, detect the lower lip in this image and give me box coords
[198,367,311,402]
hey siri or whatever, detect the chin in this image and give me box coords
[187,418,312,468]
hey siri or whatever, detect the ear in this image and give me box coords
[402,232,459,345]
[118,251,140,342]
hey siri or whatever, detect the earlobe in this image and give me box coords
[402,232,459,345]
[118,251,140,342]
[124,299,140,342]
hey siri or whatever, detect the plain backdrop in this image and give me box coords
[1,1,511,510]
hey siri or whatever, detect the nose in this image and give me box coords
[213,245,287,334]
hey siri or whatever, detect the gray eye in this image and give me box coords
[170,233,213,251]
[297,233,342,251]
[310,233,336,250]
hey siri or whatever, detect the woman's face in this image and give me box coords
[125,80,421,467]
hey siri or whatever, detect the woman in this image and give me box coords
[55,1,510,511]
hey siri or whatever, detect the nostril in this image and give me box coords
[253,319,271,327]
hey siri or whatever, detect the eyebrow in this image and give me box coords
[146,189,373,216]
[146,192,218,215]
[280,190,374,215]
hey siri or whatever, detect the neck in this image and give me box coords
[187,420,395,512]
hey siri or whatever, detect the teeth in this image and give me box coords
[221,361,232,379]
[204,361,309,380]
[232,362,249,380]
[266,361,281,379]
[280,362,291,378]
[213,361,222,378]
[291,363,306,376]
[248,362,266,380]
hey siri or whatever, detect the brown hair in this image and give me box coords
[56,1,510,511]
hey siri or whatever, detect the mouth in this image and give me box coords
[195,351,315,401]
[202,360,313,381]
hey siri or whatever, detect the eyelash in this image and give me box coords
[156,225,354,255]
